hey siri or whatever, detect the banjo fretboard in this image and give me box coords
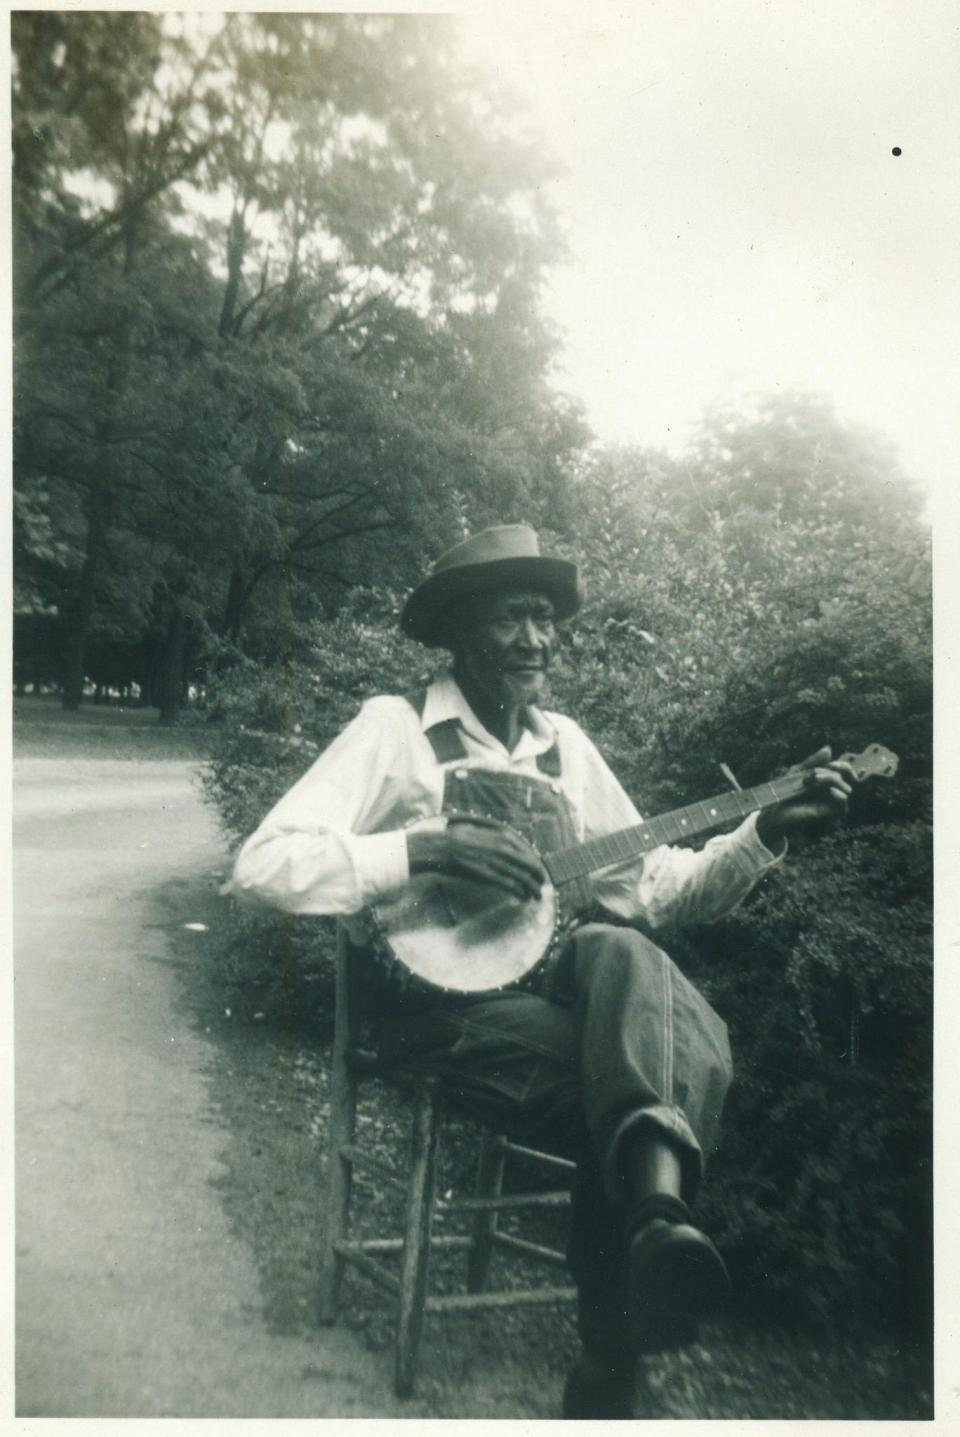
[544,768,823,886]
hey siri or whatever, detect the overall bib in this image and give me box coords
[365,703,734,1359]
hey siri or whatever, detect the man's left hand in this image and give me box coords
[755,746,855,854]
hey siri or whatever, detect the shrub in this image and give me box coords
[545,455,931,1334]
[202,595,443,842]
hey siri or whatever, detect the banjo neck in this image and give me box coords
[543,754,882,887]
[543,773,804,886]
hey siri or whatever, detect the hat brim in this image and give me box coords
[401,556,583,648]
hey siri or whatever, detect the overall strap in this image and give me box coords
[406,689,561,772]
[404,689,468,764]
[535,741,562,777]
[405,687,428,719]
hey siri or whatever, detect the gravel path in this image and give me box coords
[13,755,414,1417]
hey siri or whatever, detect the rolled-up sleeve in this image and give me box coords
[610,810,783,929]
[568,728,784,929]
[226,698,415,916]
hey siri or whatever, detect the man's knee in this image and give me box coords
[570,921,666,980]
[569,923,731,1065]
[377,993,583,1148]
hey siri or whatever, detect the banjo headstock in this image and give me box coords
[835,743,899,782]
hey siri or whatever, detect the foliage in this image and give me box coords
[544,397,931,1332]
[12,11,586,709]
[12,476,84,616]
[200,594,443,840]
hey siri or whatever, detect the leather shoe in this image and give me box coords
[562,1352,635,1420]
[628,1217,730,1353]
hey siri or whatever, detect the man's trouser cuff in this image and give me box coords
[605,1105,703,1205]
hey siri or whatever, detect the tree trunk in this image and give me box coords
[157,606,185,725]
[61,475,109,710]
[62,211,137,710]
[218,206,247,338]
[221,565,245,642]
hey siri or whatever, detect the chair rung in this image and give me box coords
[338,1145,408,1194]
[354,1236,473,1253]
[345,1046,380,1073]
[438,1189,571,1214]
[490,1229,568,1267]
[425,1285,577,1313]
[501,1140,577,1175]
[334,1240,400,1293]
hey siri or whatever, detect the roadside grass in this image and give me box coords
[13,694,214,761]
[156,876,933,1421]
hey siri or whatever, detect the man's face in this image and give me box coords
[455,589,557,710]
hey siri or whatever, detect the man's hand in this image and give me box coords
[407,820,546,901]
[755,746,855,854]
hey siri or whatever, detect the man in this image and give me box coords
[230,524,853,1418]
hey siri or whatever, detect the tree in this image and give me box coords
[13,12,587,712]
[13,11,233,706]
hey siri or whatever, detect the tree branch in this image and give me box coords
[287,518,393,554]
[28,139,216,303]
[285,492,374,551]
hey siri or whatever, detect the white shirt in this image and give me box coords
[228,673,783,928]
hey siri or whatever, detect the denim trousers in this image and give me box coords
[373,920,734,1359]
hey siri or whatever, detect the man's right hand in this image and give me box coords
[407,821,546,902]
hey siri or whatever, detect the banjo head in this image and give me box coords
[370,814,558,994]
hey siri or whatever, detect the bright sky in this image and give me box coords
[457,0,959,493]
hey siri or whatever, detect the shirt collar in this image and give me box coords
[421,672,557,760]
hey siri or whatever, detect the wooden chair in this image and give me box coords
[317,927,577,1397]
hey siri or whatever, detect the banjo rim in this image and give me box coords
[367,810,565,995]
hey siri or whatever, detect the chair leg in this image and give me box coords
[395,1078,442,1398]
[467,1129,506,1293]
[318,1048,358,1324]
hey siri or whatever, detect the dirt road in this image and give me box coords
[13,755,421,1418]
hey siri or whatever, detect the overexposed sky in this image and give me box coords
[458,0,959,491]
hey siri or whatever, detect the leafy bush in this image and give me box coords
[201,594,443,842]
[545,414,931,1335]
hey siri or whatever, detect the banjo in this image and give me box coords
[368,743,898,996]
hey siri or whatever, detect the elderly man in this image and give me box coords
[230,524,852,1418]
